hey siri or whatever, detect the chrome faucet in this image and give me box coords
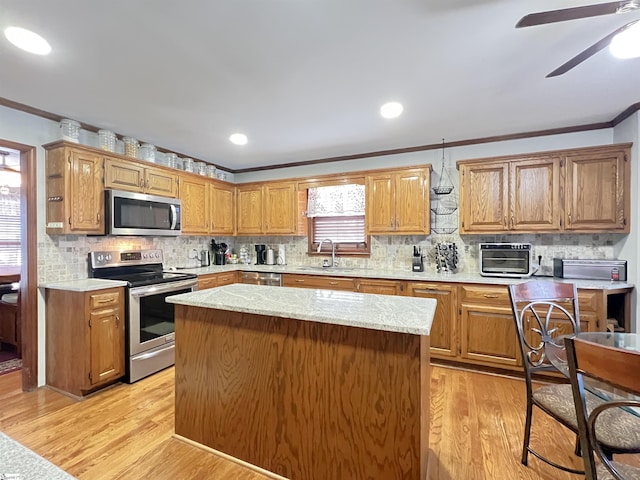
[317,238,336,267]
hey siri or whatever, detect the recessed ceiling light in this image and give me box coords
[229,133,248,145]
[380,102,403,119]
[4,26,51,55]
[609,21,640,59]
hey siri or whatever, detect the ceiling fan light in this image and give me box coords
[4,26,51,55]
[380,102,403,119]
[609,22,640,59]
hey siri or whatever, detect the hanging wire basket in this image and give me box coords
[432,138,455,195]
[432,227,457,234]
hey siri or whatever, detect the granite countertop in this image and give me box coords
[39,278,128,291]
[167,283,437,335]
[38,264,634,292]
[167,263,634,290]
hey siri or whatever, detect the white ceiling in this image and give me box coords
[1,1,639,171]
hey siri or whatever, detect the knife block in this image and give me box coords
[412,256,424,272]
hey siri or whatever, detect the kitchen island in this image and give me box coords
[167,283,436,480]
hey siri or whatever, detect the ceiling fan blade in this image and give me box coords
[516,1,633,28]
[546,20,639,77]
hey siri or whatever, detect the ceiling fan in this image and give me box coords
[516,1,640,77]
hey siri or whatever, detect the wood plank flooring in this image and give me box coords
[0,364,602,479]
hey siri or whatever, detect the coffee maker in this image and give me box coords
[255,244,266,265]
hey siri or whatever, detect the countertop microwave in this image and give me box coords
[106,189,182,236]
[479,243,536,278]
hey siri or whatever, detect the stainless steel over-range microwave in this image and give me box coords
[106,189,182,236]
[479,242,536,278]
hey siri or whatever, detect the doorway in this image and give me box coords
[0,139,37,391]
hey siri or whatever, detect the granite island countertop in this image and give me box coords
[166,283,437,335]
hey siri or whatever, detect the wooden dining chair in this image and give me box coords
[509,281,640,474]
[566,337,640,480]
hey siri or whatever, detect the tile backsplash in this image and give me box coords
[39,231,622,283]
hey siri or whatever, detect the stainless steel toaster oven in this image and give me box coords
[479,243,535,278]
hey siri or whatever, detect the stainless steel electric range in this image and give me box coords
[89,249,198,383]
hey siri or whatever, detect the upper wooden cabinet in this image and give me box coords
[564,146,629,232]
[179,174,210,235]
[104,158,178,198]
[459,155,561,233]
[236,181,298,235]
[179,173,236,236]
[366,167,430,235]
[210,182,235,235]
[45,142,105,235]
[458,143,630,234]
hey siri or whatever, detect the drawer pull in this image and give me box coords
[295,279,305,283]
[483,294,499,299]
[96,298,114,304]
[329,281,338,285]
[415,288,439,293]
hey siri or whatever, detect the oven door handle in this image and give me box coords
[130,279,198,298]
[170,204,178,230]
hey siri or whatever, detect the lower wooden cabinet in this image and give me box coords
[407,282,458,358]
[46,287,125,397]
[282,274,355,291]
[198,271,238,290]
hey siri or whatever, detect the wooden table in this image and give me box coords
[168,284,436,480]
[0,265,20,284]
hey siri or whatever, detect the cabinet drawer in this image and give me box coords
[459,284,510,305]
[89,291,120,310]
[283,274,355,291]
[198,275,218,290]
[216,272,237,286]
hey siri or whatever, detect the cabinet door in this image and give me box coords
[460,303,520,368]
[216,272,237,286]
[395,170,428,234]
[459,162,508,233]
[89,306,124,386]
[210,183,235,235]
[564,148,628,232]
[264,182,297,234]
[366,173,394,233]
[145,166,178,197]
[179,175,209,235]
[510,156,561,231]
[236,185,263,235]
[104,158,145,192]
[69,150,104,233]
[357,279,405,295]
[408,283,457,358]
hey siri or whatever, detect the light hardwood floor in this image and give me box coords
[0,365,596,479]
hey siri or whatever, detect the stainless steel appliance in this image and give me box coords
[241,272,282,286]
[89,249,198,383]
[479,242,536,278]
[553,258,627,281]
[106,189,182,236]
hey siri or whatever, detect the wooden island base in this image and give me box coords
[174,305,431,480]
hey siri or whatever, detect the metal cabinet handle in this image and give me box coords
[483,294,499,299]
[295,279,305,283]
[415,288,440,293]
[329,281,338,285]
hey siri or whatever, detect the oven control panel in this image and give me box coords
[90,249,164,268]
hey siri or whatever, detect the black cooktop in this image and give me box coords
[100,270,197,288]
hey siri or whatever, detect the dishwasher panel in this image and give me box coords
[240,272,282,286]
